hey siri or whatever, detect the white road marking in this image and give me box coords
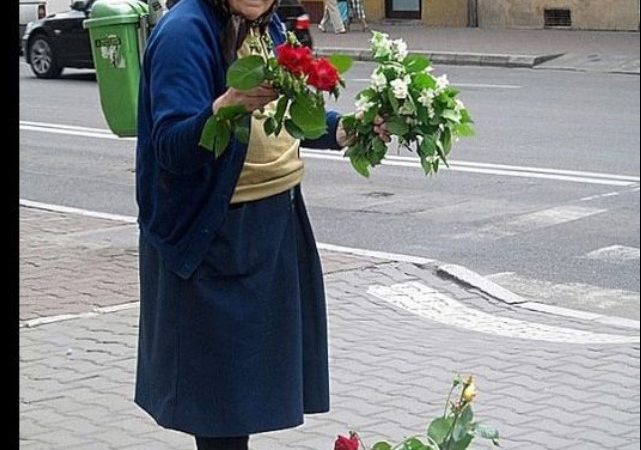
[585,245,640,264]
[368,281,639,344]
[20,121,639,186]
[453,205,607,240]
[20,199,137,224]
[486,272,640,323]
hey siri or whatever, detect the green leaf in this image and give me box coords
[403,437,427,450]
[387,89,400,113]
[233,124,250,143]
[372,137,387,159]
[441,109,462,124]
[460,109,473,123]
[198,116,217,152]
[413,72,436,90]
[274,96,289,124]
[454,122,475,137]
[216,105,247,120]
[459,405,474,427]
[284,119,306,140]
[387,116,410,136]
[449,434,473,450]
[442,127,453,155]
[372,442,393,450]
[226,55,266,90]
[474,424,499,441]
[428,417,453,445]
[290,97,327,139]
[328,54,353,74]
[419,156,433,175]
[264,117,278,136]
[419,135,437,157]
[405,55,431,73]
[346,143,371,177]
[214,120,232,158]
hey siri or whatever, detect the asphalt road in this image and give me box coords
[19,60,640,319]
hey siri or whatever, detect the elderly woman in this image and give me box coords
[134,0,389,449]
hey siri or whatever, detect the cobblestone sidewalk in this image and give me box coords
[20,206,640,449]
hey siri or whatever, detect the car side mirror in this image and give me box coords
[70,0,87,11]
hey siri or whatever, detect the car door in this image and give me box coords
[50,6,89,65]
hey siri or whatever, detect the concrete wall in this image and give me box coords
[477,0,639,31]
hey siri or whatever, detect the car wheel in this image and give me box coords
[28,36,62,79]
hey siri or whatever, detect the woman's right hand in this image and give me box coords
[212,85,278,115]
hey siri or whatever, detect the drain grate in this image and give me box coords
[544,8,572,27]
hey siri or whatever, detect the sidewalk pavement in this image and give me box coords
[311,25,641,74]
[20,204,640,449]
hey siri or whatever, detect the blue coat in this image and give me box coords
[134,0,341,438]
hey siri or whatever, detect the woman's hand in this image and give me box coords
[213,85,278,115]
[337,113,391,148]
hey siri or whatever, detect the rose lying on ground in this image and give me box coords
[333,375,499,450]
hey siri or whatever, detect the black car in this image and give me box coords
[22,0,313,79]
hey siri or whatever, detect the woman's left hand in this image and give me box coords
[337,113,391,148]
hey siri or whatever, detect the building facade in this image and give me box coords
[303,0,639,31]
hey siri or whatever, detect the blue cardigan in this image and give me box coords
[135,0,342,280]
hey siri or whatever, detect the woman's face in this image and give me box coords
[228,0,275,20]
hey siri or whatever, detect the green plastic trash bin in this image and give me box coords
[84,0,149,137]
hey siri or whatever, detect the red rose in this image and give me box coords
[307,58,340,92]
[276,43,313,76]
[334,434,359,450]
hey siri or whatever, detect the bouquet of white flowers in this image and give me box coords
[341,32,475,177]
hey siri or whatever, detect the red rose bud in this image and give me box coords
[334,434,359,450]
[307,58,340,92]
[276,43,313,76]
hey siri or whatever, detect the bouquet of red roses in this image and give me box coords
[199,33,352,157]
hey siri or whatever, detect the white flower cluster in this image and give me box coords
[370,32,409,63]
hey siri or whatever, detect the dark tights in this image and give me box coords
[195,436,249,450]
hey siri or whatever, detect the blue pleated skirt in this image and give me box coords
[134,185,330,437]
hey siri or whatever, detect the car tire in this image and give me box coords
[28,35,63,79]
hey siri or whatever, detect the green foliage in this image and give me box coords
[226,55,266,90]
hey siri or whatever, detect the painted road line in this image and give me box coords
[368,281,639,344]
[584,245,640,264]
[20,121,639,186]
[452,205,607,240]
[20,199,137,224]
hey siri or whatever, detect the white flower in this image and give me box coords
[390,76,411,99]
[355,96,375,114]
[427,106,436,120]
[398,101,416,116]
[371,32,392,59]
[371,71,387,92]
[391,39,408,61]
[454,99,465,111]
[435,74,450,94]
[406,117,419,126]
[424,65,434,73]
[417,88,436,107]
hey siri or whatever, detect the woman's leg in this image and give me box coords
[195,436,249,450]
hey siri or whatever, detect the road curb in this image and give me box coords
[19,200,640,332]
[315,47,564,68]
[437,263,640,330]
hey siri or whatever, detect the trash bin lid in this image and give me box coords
[83,0,149,28]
